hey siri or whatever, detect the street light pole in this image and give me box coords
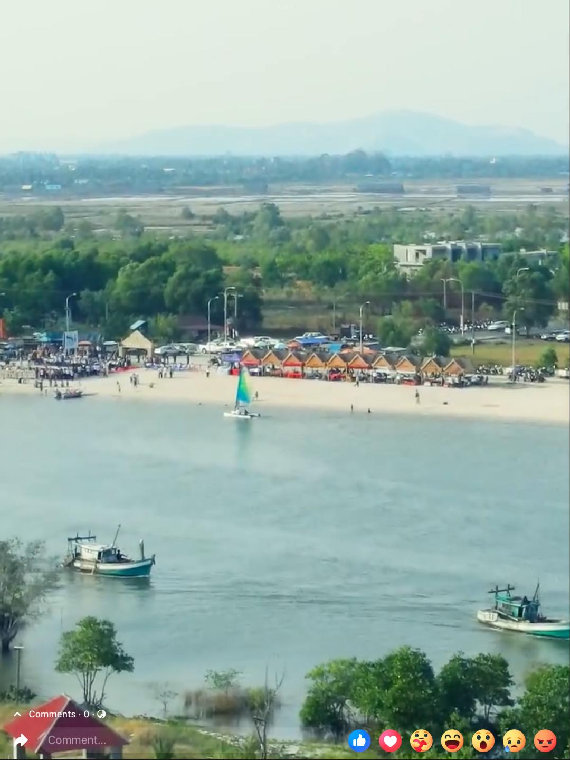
[207,296,219,348]
[65,292,77,333]
[471,291,475,355]
[440,279,447,313]
[359,301,370,354]
[14,645,23,692]
[509,268,529,378]
[511,308,524,382]
[445,278,464,334]
[223,287,236,344]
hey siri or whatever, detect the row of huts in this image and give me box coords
[240,347,474,381]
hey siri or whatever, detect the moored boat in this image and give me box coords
[63,527,155,577]
[477,584,569,639]
[55,388,83,400]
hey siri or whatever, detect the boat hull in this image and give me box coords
[71,557,155,577]
[477,610,569,639]
[223,411,259,419]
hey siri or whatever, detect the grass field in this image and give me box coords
[451,339,570,367]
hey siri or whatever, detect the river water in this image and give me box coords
[0,395,568,735]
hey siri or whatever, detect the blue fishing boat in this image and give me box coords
[477,584,569,639]
[64,526,155,577]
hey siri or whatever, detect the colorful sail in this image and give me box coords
[235,367,252,406]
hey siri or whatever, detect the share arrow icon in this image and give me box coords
[14,734,28,747]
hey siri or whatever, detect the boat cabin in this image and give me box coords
[494,591,540,622]
[69,537,125,564]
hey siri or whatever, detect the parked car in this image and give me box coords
[555,330,570,342]
[488,320,510,331]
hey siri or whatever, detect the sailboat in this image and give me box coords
[224,367,260,419]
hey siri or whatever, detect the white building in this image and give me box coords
[393,240,502,275]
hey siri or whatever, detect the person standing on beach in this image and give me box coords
[415,389,420,404]
[117,381,121,393]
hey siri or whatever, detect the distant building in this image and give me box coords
[516,249,560,267]
[393,240,502,274]
[456,184,491,197]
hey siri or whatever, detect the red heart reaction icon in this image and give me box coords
[379,730,402,753]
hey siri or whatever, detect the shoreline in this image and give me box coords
[1,368,568,425]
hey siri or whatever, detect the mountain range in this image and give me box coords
[97,110,568,157]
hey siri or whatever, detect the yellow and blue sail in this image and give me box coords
[235,368,252,407]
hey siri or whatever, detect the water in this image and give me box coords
[0,395,568,736]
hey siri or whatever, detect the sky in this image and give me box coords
[1,0,568,152]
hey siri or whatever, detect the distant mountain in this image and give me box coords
[97,110,568,157]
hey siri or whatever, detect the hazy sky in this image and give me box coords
[1,0,568,152]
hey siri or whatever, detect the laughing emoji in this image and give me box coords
[441,730,464,753]
[471,729,495,753]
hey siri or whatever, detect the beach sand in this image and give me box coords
[2,368,568,425]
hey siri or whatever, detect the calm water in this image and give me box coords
[0,395,568,735]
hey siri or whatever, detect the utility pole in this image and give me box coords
[223,287,236,344]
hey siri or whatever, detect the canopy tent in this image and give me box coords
[120,329,154,358]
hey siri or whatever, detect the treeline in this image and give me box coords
[0,153,568,194]
[0,204,567,340]
[300,647,569,759]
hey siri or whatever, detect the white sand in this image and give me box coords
[2,369,568,425]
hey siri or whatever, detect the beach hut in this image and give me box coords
[282,350,307,378]
[326,352,348,380]
[346,352,374,382]
[373,353,397,373]
[304,351,328,378]
[241,348,265,367]
[420,355,447,384]
[120,329,154,361]
[443,357,475,377]
[395,355,421,384]
[261,348,287,376]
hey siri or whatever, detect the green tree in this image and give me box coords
[537,346,558,369]
[55,616,134,708]
[502,265,556,330]
[469,653,514,722]
[205,669,242,694]
[353,647,437,734]
[0,539,58,653]
[149,313,181,344]
[115,210,144,237]
[377,316,415,347]
[499,665,569,760]
[421,326,452,356]
[300,659,359,739]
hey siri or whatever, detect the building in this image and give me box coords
[516,249,560,267]
[393,240,502,274]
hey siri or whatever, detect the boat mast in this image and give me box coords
[111,524,121,547]
[532,580,540,602]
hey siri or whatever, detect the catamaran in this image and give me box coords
[224,367,260,419]
[477,584,569,639]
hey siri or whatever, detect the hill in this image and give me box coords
[98,110,568,157]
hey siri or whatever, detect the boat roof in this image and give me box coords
[81,543,115,551]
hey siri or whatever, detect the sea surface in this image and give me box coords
[0,395,568,736]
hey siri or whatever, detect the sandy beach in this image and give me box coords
[1,368,568,425]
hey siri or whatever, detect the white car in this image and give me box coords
[240,335,274,348]
[555,330,570,342]
[488,321,510,332]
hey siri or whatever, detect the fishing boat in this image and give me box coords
[55,388,83,400]
[224,367,260,419]
[477,584,569,639]
[63,526,155,577]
